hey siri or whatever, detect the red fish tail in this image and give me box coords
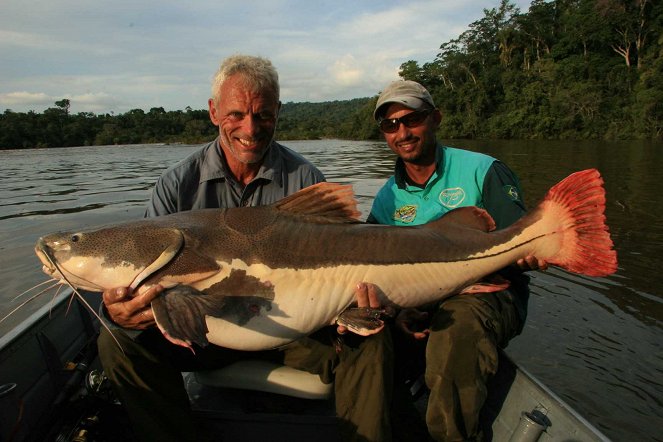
[542,169,617,277]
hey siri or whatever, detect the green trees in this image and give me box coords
[277,98,376,140]
[0,104,218,149]
[399,0,661,139]
[0,99,378,149]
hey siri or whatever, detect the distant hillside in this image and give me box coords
[278,97,380,140]
[0,97,380,149]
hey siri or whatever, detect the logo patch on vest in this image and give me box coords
[438,187,465,208]
[393,205,418,223]
[503,185,520,201]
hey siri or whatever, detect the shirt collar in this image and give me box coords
[394,143,444,189]
[199,138,283,186]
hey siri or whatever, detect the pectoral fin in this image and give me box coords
[152,285,215,348]
[152,269,280,349]
[130,229,184,290]
[336,307,394,336]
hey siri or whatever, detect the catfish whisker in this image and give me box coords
[41,253,125,354]
[65,284,124,354]
[65,285,77,315]
[48,283,66,319]
[12,278,61,302]
[0,281,61,324]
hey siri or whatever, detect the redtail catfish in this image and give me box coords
[35,169,617,351]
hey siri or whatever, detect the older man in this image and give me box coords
[98,55,393,442]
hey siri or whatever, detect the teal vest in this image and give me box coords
[370,146,495,226]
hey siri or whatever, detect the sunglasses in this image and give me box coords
[378,109,433,133]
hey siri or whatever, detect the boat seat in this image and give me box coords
[194,360,333,400]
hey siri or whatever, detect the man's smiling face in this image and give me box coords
[209,73,280,165]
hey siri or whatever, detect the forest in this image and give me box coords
[1,0,660,149]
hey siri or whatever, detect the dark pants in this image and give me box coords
[394,290,523,442]
[98,326,393,442]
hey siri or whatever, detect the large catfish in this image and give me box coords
[35,169,617,351]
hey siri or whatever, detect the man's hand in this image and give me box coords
[337,282,383,335]
[102,285,163,329]
[395,308,430,340]
[516,255,548,271]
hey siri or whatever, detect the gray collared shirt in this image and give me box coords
[145,138,326,217]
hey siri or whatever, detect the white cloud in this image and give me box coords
[329,55,364,87]
[0,0,534,114]
[0,91,52,107]
[0,91,123,114]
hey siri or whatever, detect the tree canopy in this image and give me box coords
[401,0,662,139]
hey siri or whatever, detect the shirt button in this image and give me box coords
[241,200,250,207]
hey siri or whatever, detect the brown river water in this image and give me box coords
[1,139,661,440]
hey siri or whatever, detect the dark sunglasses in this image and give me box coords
[378,109,433,133]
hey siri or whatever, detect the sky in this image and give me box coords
[1,0,533,115]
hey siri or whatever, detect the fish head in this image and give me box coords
[35,223,184,292]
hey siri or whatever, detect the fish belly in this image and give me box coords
[203,264,359,350]
[201,257,502,350]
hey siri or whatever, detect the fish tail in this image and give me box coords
[539,168,617,276]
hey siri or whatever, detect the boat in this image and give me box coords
[0,290,610,442]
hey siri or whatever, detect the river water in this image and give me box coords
[1,140,661,441]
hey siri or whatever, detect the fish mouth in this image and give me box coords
[35,239,58,275]
[34,238,100,290]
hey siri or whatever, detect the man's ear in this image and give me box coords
[432,108,442,126]
[208,98,219,126]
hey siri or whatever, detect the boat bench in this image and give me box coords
[187,361,340,441]
[193,360,333,400]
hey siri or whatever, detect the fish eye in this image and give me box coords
[71,234,81,242]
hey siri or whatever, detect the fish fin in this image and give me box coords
[428,206,496,232]
[129,229,184,290]
[198,269,277,325]
[459,274,511,294]
[147,244,221,286]
[530,168,617,276]
[158,269,219,286]
[152,285,212,348]
[274,182,361,223]
[336,307,393,336]
[152,269,278,348]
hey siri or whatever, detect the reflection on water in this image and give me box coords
[1,140,661,441]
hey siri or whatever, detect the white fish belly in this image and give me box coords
[203,264,359,350]
[201,258,503,350]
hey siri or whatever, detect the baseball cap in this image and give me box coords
[374,80,435,120]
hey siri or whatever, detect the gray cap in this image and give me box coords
[374,80,435,120]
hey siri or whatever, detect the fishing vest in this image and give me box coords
[370,146,496,226]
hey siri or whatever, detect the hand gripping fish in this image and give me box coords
[35,169,617,351]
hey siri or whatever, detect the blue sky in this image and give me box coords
[1,0,533,114]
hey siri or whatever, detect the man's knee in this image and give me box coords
[426,296,503,378]
[429,297,487,345]
[97,327,125,367]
